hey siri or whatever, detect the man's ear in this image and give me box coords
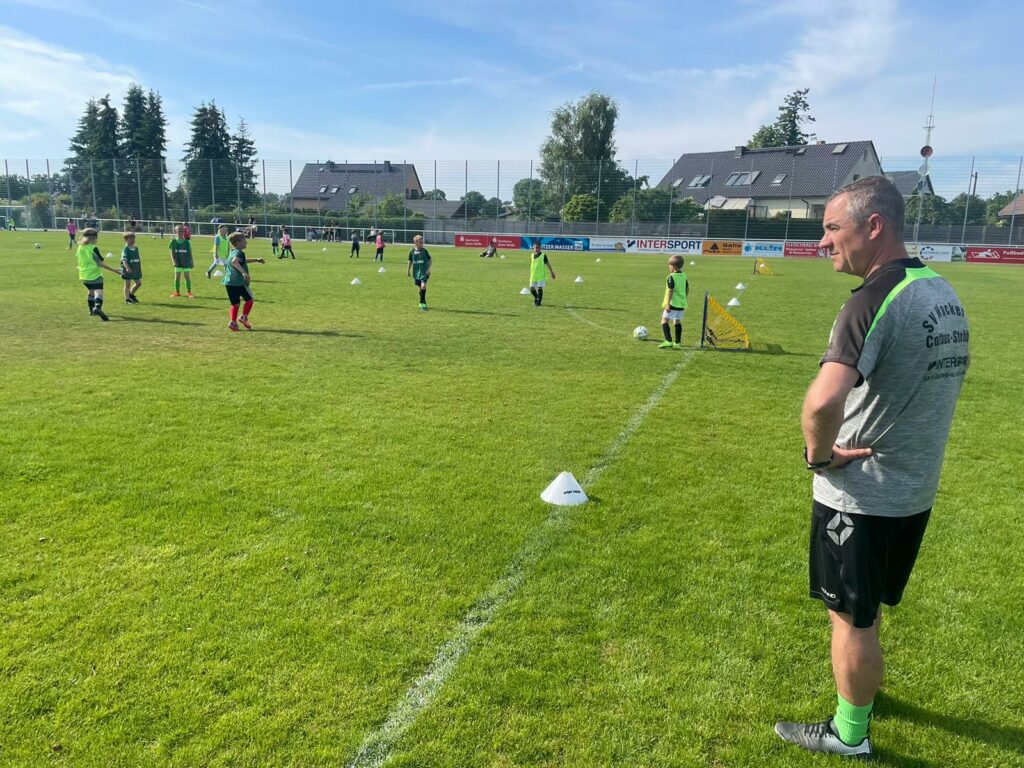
[867,212,885,241]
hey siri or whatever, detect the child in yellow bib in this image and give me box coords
[659,254,688,348]
[75,227,123,321]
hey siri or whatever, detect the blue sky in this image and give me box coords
[1,0,1023,196]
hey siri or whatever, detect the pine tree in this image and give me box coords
[231,118,259,208]
[118,85,147,216]
[68,99,101,212]
[749,88,816,148]
[91,95,121,213]
[139,90,169,219]
[181,102,233,210]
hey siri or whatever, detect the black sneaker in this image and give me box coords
[775,718,872,760]
[130,295,140,303]
[94,308,110,321]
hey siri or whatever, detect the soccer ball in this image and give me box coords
[633,326,648,341]
[34,243,41,249]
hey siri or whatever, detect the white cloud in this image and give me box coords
[0,25,137,131]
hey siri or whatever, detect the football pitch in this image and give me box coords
[1,231,1021,767]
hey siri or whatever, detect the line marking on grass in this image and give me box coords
[347,351,695,768]
[564,305,620,334]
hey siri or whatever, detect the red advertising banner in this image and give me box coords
[784,241,825,258]
[455,233,522,249]
[966,246,1024,264]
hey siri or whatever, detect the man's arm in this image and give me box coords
[801,362,872,468]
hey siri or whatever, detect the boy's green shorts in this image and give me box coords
[174,267,191,273]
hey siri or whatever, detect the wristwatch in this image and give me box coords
[804,447,834,470]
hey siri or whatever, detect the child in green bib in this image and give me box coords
[75,227,123,321]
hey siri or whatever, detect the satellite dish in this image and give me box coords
[920,145,933,158]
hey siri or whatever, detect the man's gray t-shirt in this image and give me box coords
[813,258,969,517]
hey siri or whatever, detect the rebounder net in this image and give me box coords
[753,258,775,275]
[700,292,750,351]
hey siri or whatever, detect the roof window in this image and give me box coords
[771,174,786,185]
[832,143,848,154]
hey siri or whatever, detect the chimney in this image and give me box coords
[734,146,746,158]
[384,160,392,172]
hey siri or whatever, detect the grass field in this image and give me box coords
[1,230,1021,767]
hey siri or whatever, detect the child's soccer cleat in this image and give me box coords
[94,308,109,321]
[775,718,873,761]
[187,292,195,298]
[227,321,239,332]
[658,341,673,348]
[672,342,683,349]
[238,315,252,330]
[170,291,181,297]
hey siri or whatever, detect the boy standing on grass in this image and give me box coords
[350,229,360,258]
[66,218,77,249]
[120,231,143,304]
[222,231,265,331]
[169,224,194,297]
[374,230,385,262]
[207,224,230,278]
[270,226,280,258]
[407,234,432,311]
[529,240,556,306]
[75,227,122,321]
[658,254,688,349]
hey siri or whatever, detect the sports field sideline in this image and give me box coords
[1,230,1021,766]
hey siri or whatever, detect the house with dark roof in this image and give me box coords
[657,140,882,219]
[997,194,1024,220]
[404,199,466,219]
[885,170,935,198]
[291,161,424,212]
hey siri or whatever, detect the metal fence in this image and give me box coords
[2,155,1022,246]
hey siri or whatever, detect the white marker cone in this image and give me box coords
[574,276,584,284]
[540,471,588,506]
[520,287,530,295]
[727,297,741,307]
[595,257,602,263]
[735,282,746,290]
[321,247,327,251]
[351,277,362,285]
[378,266,386,273]
[212,270,223,277]
[499,254,507,259]
[689,260,696,266]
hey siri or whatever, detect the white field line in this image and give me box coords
[348,351,696,768]
[564,305,621,334]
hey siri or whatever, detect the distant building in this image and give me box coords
[997,194,1024,220]
[404,199,466,219]
[885,170,935,198]
[657,140,882,219]
[290,161,423,212]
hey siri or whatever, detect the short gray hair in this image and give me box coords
[829,175,905,240]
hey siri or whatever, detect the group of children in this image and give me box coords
[71,227,690,343]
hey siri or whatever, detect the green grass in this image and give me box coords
[1,231,1021,767]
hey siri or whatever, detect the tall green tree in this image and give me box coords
[460,190,486,218]
[512,177,546,218]
[139,90,169,219]
[985,190,1018,225]
[749,88,816,148]
[562,193,599,222]
[538,92,633,218]
[92,95,121,212]
[181,102,233,209]
[231,118,259,207]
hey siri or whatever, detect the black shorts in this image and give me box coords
[809,500,930,628]
[82,279,104,290]
[225,284,253,305]
[413,275,429,285]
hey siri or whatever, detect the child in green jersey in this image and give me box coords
[120,231,143,304]
[407,234,432,311]
[75,227,122,321]
[222,231,265,331]
[529,241,556,306]
[658,254,688,349]
[168,224,194,297]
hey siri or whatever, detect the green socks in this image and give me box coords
[174,275,181,292]
[834,693,873,745]
[185,277,192,292]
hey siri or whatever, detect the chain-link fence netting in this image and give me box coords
[2,154,1021,246]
